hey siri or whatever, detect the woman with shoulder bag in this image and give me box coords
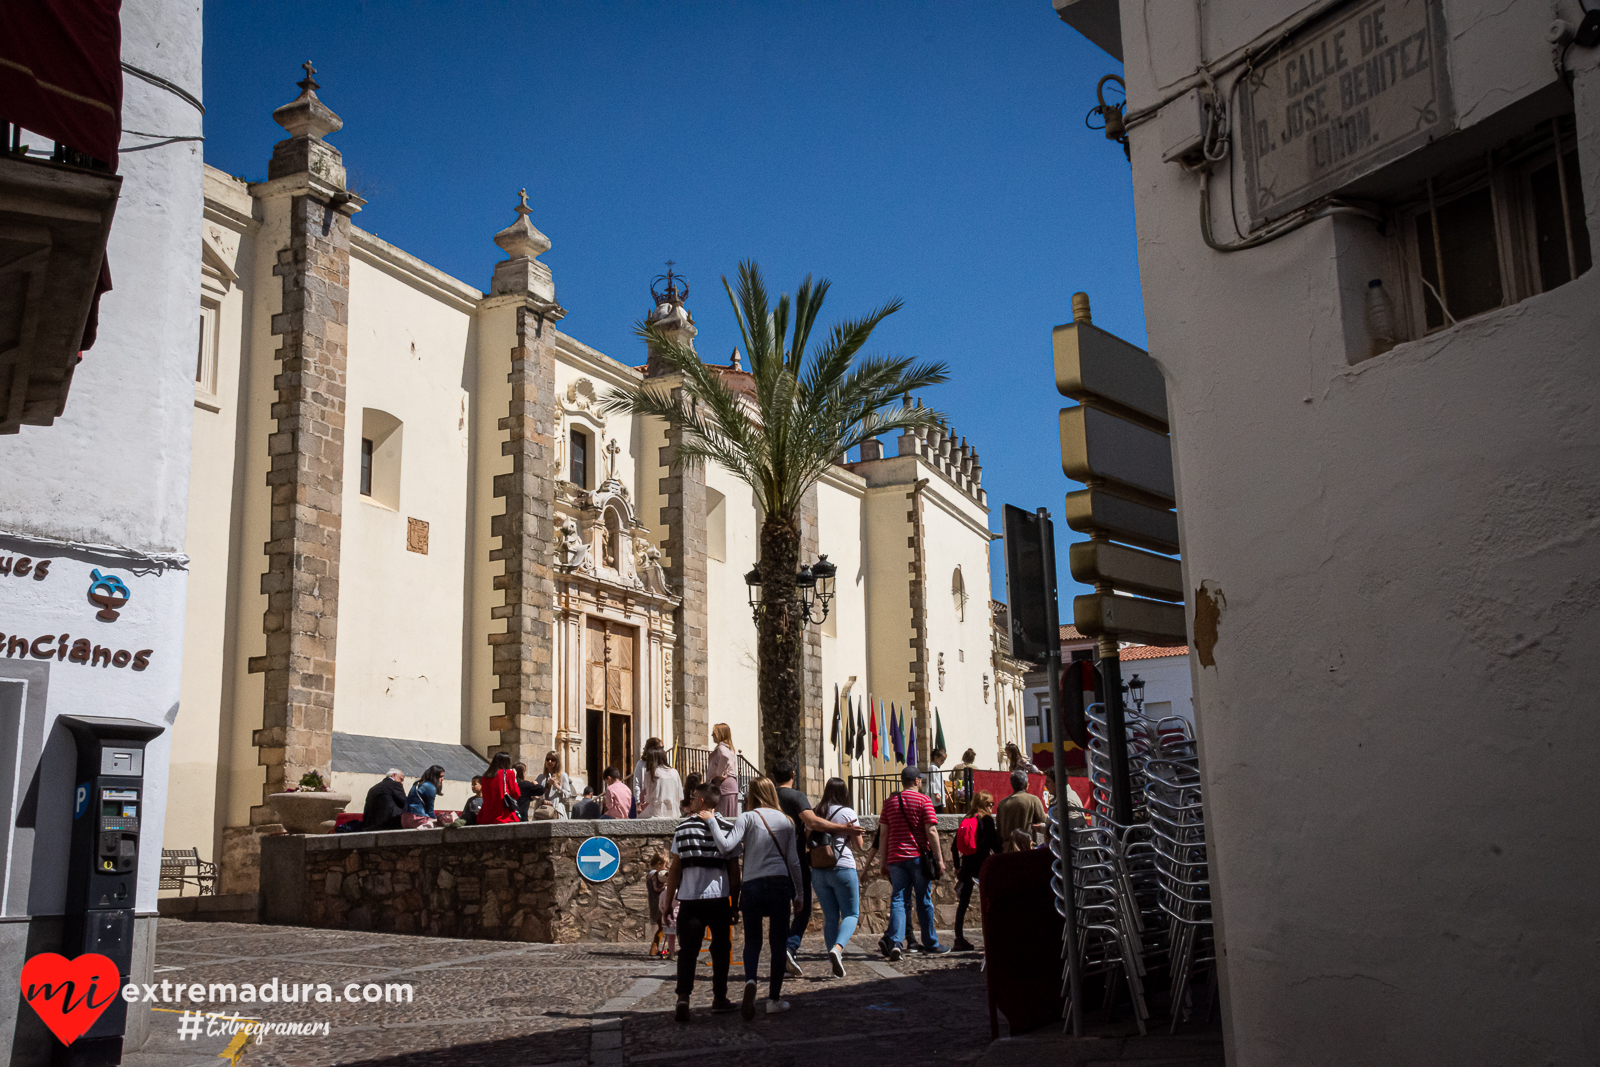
[952,790,1001,952]
[480,753,523,825]
[808,777,863,978]
[701,776,803,1019]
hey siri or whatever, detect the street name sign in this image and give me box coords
[1238,0,1453,226]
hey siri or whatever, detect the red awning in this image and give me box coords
[0,0,123,170]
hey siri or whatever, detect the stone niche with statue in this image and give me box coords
[551,397,679,790]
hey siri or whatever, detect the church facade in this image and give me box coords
[171,71,1025,889]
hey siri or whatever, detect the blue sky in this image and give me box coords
[202,1,1144,614]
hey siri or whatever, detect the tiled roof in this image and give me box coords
[1060,624,1091,643]
[332,732,489,783]
[1119,644,1189,661]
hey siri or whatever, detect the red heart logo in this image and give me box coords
[19,953,121,1046]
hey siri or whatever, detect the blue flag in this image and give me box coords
[907,709,918,768]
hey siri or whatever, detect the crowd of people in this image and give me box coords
[347,724,1079,1026]
[351,728,750,831]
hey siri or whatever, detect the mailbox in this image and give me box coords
[56,715,163,1066]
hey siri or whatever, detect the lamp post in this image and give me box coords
[1128,673,1146,716]
[746,554,837,625]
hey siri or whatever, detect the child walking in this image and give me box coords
[646,851,678,958]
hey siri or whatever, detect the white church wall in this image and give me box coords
[915,482,994,766]
[167,170,256,865]
[816,467,869,782]
[334,240,476,744]
[219,182,296,830]
[466,298,518,760]
[704,461,760,761]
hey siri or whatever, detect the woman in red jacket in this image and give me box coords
[480,752,523,824]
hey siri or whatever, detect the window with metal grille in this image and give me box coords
[1400,116,1588,337]
[360,438,373,497]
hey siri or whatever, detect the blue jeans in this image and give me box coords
[812,865,860,951]
[887,858,940,950]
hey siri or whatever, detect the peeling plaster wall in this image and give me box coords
[1116,1,1600,1062]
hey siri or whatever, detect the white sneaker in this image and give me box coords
[766,998,791,1015]
[785,950,803,977]
[829,944,846,978]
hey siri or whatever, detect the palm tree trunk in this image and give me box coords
[757,514,803,773]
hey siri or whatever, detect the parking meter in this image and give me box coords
[57,715,164,1066]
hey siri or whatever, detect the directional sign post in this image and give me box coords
[1054,292,1188,833]
[576,836,622,883]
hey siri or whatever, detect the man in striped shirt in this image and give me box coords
[878,767,948,959]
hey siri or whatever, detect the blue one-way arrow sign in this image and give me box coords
[576,836,621,883]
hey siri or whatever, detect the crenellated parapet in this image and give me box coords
[890,398,987,507]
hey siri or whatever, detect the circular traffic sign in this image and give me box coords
[576,835,622,883]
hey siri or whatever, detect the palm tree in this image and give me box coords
[601,261,950,771]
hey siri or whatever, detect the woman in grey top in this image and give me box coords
[700,775,801,1019]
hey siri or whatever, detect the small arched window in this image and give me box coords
[360,408,403,510]
[952,566,967,621]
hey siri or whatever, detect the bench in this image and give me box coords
[160,848,217,896]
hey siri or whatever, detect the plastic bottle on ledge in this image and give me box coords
[1366,279,1396,358]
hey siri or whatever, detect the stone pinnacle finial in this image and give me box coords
[1072,291,1092,324]
[730,347,742,371]
[494,189,551,260]
[272,59,342,141]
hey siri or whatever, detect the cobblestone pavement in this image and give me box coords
[124,921,1221,1067]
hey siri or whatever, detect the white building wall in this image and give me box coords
[704,463,761,760]
[335,238,476,744]
[916,484,996,765]
[168,169,255,864]
[1107,0,1600,1060]
[0,0,203,1057]
[816,468,869,781]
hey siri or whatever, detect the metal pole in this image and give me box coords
[1099,641,1134,826]
[1037,507,1084,1036]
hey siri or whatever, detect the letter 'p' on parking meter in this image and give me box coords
[57,716,163,1066]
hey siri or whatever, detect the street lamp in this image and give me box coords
[1127,673,1145,714]
[746,554,837,626]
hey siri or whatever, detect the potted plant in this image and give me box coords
[267,770,352,834]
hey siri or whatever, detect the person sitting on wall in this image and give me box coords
[513,762,539,820]
[602,767,632,820]
[572,784,603,820]
[361,769,407,832]
[403,765,445,829]
[480,753,524,824]
[462,776,484,825]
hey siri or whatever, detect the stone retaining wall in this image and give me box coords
[260,815,977,944]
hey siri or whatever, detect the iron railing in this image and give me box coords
[671,743,761,802]
[847,768,973,817]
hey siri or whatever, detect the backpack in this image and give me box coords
[956,814,979,856]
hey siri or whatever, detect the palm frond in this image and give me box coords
[602,262,951,524]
